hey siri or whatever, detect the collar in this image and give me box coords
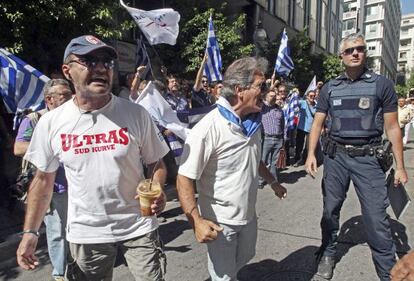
[335,68,377,83]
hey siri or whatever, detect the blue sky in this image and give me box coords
[401,0,414,15]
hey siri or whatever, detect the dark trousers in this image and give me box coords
[320,152,395,281]
[260,135,284,183]
[295,129,308,163]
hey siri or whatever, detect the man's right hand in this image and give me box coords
[194,218,223,243]
[16,233,39,270]
[305,155,318,179]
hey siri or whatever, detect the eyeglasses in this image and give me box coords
[69,56,115,70]
[342,45,366,56]
[308,95,315,98]
[250,82,268,93]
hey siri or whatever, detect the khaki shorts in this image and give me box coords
[66,230,166,281]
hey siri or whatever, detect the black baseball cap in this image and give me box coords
[63,35,118,62]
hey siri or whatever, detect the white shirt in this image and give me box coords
[24,95,169,243]
[178,108,262,225]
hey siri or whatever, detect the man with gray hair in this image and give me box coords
[177,57,287,281]
[14,78,73,281]
[305,33,407,280]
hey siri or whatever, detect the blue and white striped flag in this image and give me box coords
[203,15,223,82]
[275,28,294,77]
[0,48,48,115]
[136,38,152,80]
[285,91,299,130]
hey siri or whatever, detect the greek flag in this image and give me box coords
[0,48,48,115]
[203,15,223,82]
[136,38,152,80]
[275,28,294,77]
[285,91,299,130]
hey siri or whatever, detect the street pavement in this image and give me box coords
[1,130,413,281]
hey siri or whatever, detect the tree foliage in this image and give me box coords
[0,0,134,73]
[153,2,254,78]
[322,54,343,81]
[395,70,414,98]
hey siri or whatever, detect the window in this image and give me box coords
[366,6,378,16]
[368,45,376,51]
[365,23,377,34]
[400,52,407,59]
[344,19,356,30]
[267,0,275,14]
[401,28,409,35]
[401,39,411,47]
[403,20,410,24]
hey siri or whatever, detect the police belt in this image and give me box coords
[334,143,380,157]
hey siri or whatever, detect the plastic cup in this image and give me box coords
[137,179,161,216]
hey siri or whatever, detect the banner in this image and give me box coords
[120,0,180,45]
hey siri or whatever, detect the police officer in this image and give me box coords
[305,33,408,281]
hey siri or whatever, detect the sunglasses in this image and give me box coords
[201,80,209,84]
[342,45,366,56]
[69,56,115,70]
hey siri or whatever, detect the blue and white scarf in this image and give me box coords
[215,97,261,137]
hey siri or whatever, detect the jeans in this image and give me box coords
[207,217,258,281]
[260,136,284,184]
[43,192,68,278]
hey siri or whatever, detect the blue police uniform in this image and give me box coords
[316,69,398,281]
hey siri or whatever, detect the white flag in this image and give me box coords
[120,0,180,45]
[136,81,190,140]
[305,75,317,96]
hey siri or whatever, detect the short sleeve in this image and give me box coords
[178,123,213,180]
[23,117,60,173]
[15,117,34,142]
[316,83,330,113]
[139,109,170,165]
[379,78,398,113]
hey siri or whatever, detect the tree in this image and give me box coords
[152,2,254,78]
[322,54,343,81]
[0,0,134,73]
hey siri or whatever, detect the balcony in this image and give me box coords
[342,28,357,38]
[343,10,357,20]
[365,0,385,5]
[400,32,412,40]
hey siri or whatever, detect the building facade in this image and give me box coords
[398,13,414,82]
[341,0,401,81]
[246,0,343,55]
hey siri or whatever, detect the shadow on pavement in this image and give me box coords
[279,170,308,184]
[238,215,410,281]
[0,248,50,281]
[335,215,411,263]
[159,213,192,251]
[238,245,319,281]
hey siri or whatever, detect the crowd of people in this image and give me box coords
[0,31,410,281]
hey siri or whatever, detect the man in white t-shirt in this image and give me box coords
[16,35,169,281]
[177,57,287,281]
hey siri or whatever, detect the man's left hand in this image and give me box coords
[151,191,167,215]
